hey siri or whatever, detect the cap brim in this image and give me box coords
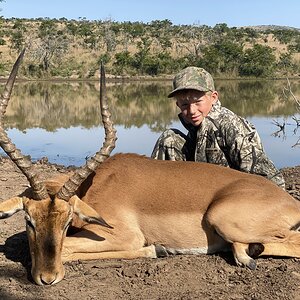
[168,86,211,98]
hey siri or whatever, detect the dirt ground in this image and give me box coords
[0,157,299,300]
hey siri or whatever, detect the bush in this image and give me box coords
[196,40,243,76]
[239,44,276,77]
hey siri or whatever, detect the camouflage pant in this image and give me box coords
[151,129,193,161]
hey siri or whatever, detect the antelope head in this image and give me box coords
[0,51,117,285]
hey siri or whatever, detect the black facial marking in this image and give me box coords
[0,212,10,219]
[26,220,34,230]
[43,234,56,259]
[290,221,300,231]
[84,216,113,229]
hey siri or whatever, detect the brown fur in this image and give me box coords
[61,153,300,262]
[1,153,300,285]
[2,50,300,286]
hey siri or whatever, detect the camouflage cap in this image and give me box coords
[168,66,215,98]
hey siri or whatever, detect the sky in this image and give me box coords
[1,0,300,28]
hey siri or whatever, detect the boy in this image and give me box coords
[151,66,285,188]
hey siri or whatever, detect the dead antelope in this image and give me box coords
[1,51,300,286]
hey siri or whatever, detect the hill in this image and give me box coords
[0,18,300,79]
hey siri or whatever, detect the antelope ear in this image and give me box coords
[0,197,24,218]
[69,196,113,229]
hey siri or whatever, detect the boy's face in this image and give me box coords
[175,89,218,126]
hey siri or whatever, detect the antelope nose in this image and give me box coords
[40,273,57,285]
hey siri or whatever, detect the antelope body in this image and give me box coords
[0,51,300,286]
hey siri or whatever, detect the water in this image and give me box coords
[1,79,300,168]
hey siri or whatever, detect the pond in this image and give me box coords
[1,79,299,168]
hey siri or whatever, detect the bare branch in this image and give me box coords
[292,137,300,148]
[283,77,300,111]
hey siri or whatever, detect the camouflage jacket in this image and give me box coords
[151,100,285,188]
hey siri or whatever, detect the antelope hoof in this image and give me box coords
[235,256,257,270]
[247,258,257,270]
[155,244,169,258]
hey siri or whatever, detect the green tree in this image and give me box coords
[77,19,98,49]
[271,29,298,44]
[197,40,243,75]
[148,20,173,51]
[277,52,296,75]
[66,21,79,36]
[122,21,145,38]
[0,17,6,46]
[113,51,132,74]
[10,19,27,51]
[288,36,300,53]
[132,37,152,74]
[242,27,259,43]
[213,23,230,36]
[239,44,276,77]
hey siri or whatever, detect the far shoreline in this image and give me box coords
[1,75,300,84]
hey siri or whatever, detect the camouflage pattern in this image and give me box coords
[151,100,285,189]
[168,67,215,98]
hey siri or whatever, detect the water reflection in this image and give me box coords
[0,79,299,168]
